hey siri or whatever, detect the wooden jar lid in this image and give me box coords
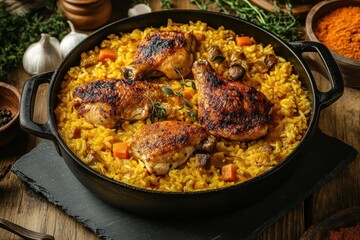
[59,0,112,30]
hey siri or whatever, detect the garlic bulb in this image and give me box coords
[60,21,88,58]
[128,4,152,17]
[22,33,62,75]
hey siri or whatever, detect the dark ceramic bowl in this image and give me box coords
[0,82,21,147]
[305,0,360,88]
[19,10,343,216]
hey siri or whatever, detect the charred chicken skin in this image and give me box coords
[130,121,210,175]
[122,30,196,81]
[73,79,165,128]
[192,59,273,141]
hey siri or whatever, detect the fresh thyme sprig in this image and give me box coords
[149,100,166,123]
[186,109,198,121]
[172,64,196,90]
[172,64,186,82]
[161,86,197,121]
[162,86,191,108]
[145,93,166,123]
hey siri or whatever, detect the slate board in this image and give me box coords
[11,129,358,240]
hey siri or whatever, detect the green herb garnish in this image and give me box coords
[163,86,193,108]
[162,86,175,96]
[190,81,196,90]
[149,100,166,123]
[211,56,226,62]
[186,109,198,121]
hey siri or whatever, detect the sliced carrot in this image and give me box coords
[222,163,237,182]
[99,49,116,62]
[171,96,181,106]
[235,36,253,47]
[182,88,195,101]
[113,142,131,159]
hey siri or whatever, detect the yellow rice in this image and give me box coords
[54,20,311,192]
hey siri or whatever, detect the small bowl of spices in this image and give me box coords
[305,0,360,88]
[300,206,360,240]
[0,82,21,147]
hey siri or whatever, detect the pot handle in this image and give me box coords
[289,41,344,109]
[20,72,55,141]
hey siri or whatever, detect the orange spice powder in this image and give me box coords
[314,6,360,61]
[329,222,360,240]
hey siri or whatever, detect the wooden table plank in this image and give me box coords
[309,74,360,224]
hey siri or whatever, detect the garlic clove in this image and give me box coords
[22,33,62,75]
[128,4,152,17]
[60,21,88,58]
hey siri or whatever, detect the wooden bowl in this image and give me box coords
[0,82,21,147]
[305,0,360,88]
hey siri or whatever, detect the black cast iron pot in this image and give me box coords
[20,10,343,217]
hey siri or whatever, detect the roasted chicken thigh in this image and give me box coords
[73,79,165,128]
[122,31,196,80]
[192,59,273,141]
[130,121,210,175]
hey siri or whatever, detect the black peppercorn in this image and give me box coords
[0,108,13,128]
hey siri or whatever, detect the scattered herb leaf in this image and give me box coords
[186,109,198,120]
[191,81,197,90]
[211,56,226,62]
[162,86,175,96]
[182,98,191,108]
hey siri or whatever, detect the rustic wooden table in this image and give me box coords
[0,1,359,239]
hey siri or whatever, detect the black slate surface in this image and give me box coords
[11,130,358,240]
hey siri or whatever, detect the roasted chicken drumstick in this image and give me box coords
[73,79,165,128]
[192,59,273,141]
[122,31,196,80]
[130,121,210,175]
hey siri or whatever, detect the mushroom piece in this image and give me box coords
[264,54,277,70]
[208,45,225,62]
[197,135,217,153]
[229,60,246,81]
[252,54,278,74]
[194,153,211,169]
[87,150,105,167]
[230,51,250,71]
